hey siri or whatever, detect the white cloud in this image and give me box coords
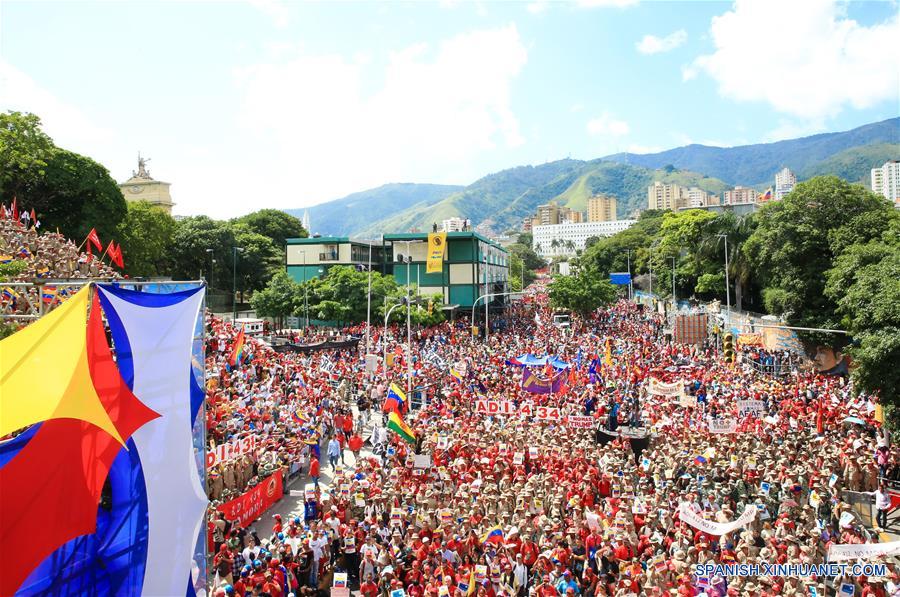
[233,25,528,210]
[569,102,584,113]
[586,112,630,136]
[246,0,290,28]
[527,1,548,14]
[690,0,900,119]
[576,0,639,7]
[636,29,687,54]
[765,119,827,142]
[0,60,116,152]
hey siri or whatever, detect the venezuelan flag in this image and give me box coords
[694,454,707,465]
[1,287,19,300]
[384,383,407,412]
[449,367,464,384]
[36,266,50,278]
[291,410,306,425]
[41,285,57,304]
[0,255,12,264]
[227,325,246,370]
[17,247,30,258]
[481,525,504,544]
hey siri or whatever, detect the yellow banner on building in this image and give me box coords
[426,232,447,274]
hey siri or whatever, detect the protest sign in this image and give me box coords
[677,503,756,535]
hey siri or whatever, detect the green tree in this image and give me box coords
[652,209,718,298]
[507,242,544,271]
[25,149,127,242]
[116,201,176,277]
[697,212,758,310]
[231,224,282,298]
[0,111,54,198]
[547,268,617,316]
[232,209,308,247]
[170,216,236,287]
[251,269,301,327]
[825,223,900,417]
[744,176,895,343]
[302,265,400,325]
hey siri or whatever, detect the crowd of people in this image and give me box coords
[0,216,119,319]
[206,282,899,597]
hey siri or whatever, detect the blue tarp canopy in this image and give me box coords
[506,353,571,369]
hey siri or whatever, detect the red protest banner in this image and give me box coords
[216,473,283,528]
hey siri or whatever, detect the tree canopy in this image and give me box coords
[117,201,176,277]
[743,176,895,342]
[548,267,617,316]
[231,209,308,247]
[1,112,127,242]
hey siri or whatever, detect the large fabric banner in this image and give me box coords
[678,503,757,535]
[426,232,447,274]
[648,378,685,398]
[521,367,567,394]
[0,283,207,596]
[98,285,208,597]
[827,540,900,562]
[217,474,284,528]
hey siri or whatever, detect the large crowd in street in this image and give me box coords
[205,282,899,597]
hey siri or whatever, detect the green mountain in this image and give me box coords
[797,143,900,186]
[286,183,462,237]
[288,118,898,237]
[356,160,729,236]
[604,117,899,186]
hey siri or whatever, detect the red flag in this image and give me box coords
[29,208,36,225]
[112,242,124,269]
[86,227,103,252]
[816,398,824,436]
[543,360,553,379]
[11,196,18,221]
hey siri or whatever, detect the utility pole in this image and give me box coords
[670,256,676,308]
[232,246,243,321]
[717,233,731,319]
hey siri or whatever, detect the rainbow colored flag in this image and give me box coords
[227,326,246,370]
[387,411,415,445]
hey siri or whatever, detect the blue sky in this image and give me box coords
[1,0,898,218]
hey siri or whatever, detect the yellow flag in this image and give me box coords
[426,232,447,274]
[0,286,124,443]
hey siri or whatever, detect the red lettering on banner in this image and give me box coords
[216,473,284,528]
[475,400,488,414]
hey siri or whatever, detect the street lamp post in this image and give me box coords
[365,242,373,358]
[670,256,676,307]
[384,301,403,377]
[206,248,214,289]
[300,251,310,328]
[232,246,244,321]
[626,249,633,300]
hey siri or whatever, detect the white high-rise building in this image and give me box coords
[441,217,467,232]
[774,168,797,200]
[301,210,311,233]
[532,220,636,257]
[871,161,900,204]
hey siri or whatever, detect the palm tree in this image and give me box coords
[703,213,755,311]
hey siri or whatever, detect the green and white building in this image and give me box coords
[284,232,510,309]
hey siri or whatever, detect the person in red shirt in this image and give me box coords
[309,455,320,488]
